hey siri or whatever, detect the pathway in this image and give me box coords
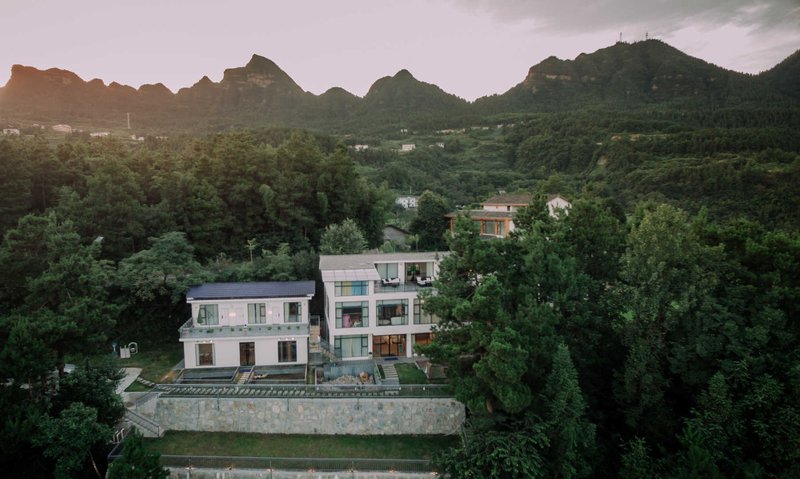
[382,363,400,386]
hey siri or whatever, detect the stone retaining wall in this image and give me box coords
[155,397,464,435]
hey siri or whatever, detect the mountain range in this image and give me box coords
[0,40,797,133]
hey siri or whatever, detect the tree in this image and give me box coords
[33,403,112,479]
[319,218,367,255]
[542,344,596,479]
[107,432,169,479]
[410,190,449,250]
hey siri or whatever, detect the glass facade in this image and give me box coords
[336,301,369,328]
[284,302,302,322]
[247,303,266,324]
[278,340,297,362]
[334,335,369,358]
[197,304,219,325]
[197,343,214,366]
[377,299,408,326]
[335,281,368,296]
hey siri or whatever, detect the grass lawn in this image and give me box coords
[125,380,154,392]
[395,363,427,384]
[118,341,183,383]
[146,431,457,460]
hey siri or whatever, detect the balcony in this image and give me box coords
[374,279,434,294]
[179,318,309,340]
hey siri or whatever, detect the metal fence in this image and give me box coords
[157,455,436,473]
[154,382,453,399]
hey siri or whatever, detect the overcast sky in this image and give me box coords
[1,1,797,101]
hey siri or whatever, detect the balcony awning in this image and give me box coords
[321,269,381,282]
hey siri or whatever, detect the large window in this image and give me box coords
[375,263,398,280]
[247,303,266,324]
[197,304,219,326]
[284,302,302,323]
[481,221,505,237]
[414,298,439,325]
[405,262,432,279]
[336,301,368,328]
[278,341,297,363]
[377,299,408,326]
[335,281,368,296]
[197,343,214,366]
[334,335,369,359]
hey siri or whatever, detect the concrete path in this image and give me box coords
[116,368,142,394]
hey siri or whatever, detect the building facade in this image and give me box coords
[319,252,445,360]
[446,193,571,238]
[180,282,315,368]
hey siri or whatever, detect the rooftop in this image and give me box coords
[445,210,515,219]
[482,193,533,206]
[186,281,315,301]
[319,251,447,271]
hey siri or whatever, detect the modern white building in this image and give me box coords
[319,252,446,360]
[180,282,315,368]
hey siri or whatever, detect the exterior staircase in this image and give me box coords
[381,363,400,387]
[236,368,253,384]
[309,324,322,353]
[124,408,162,437]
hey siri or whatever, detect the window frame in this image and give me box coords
[197,304,219,326]
[196,343,214,366]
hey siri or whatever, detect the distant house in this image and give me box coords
[52,124,72,133]
[2,128,20,135]
[395,195,418,209]
[446,193,571,238]
[180,282,315,368]
[400,144,416,152]
[434,142,445,148]
[89,131,110,137]
[383,225,410,247]
[353,144,369,152]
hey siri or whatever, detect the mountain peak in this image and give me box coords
[245,54,281,73]
[395,69,415,80]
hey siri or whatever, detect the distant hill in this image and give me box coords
[474,40,782,113]
[0,41,797,132]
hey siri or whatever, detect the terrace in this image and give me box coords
[178,318,309,340]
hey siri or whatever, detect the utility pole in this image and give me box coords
[127,112,131,130]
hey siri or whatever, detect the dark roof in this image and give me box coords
[187,281,315,301]
[482,193,533,206]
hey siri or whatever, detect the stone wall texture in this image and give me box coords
[155,397,464,435]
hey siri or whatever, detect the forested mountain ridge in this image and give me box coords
[1,40,797,133]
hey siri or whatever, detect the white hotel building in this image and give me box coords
[319,252,446,360]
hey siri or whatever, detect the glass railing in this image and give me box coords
[374,280,435,294]
[179,318,309,339]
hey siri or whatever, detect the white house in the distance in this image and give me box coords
[446,193,571,239]
[395,195,418,209]
[180,282,315,368]
[2,128,20,135]
[400,144,416,152]
[319,252,445,360]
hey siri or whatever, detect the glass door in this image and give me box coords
[239,342,255,366]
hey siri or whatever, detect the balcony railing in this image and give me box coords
[179,318,309,339]
[374,280,435,294]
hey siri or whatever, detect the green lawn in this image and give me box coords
[395,363,428,384]
[117,341,183,383]
[146,432,457,460]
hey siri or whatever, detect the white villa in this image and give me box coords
[395,195,418,209]
[319,252,446,360]
[446,193,571,238]
[180,282,315,368]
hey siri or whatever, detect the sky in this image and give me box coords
[0,1,798,101]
